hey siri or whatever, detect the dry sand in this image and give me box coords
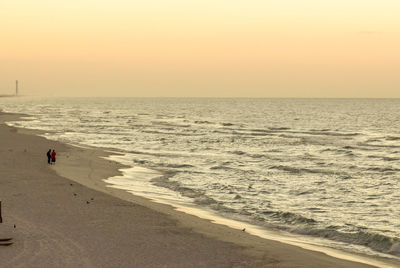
[0,111,393,267]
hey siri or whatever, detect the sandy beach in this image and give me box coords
[0,111,390,267]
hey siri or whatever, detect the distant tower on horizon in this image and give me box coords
[16,80,18,96]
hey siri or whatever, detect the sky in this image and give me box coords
[1,0,399,97]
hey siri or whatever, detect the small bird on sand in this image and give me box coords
[73,193,77,197]
[242,228,246,232]
[13,224,16,229]
[86,201,90,204]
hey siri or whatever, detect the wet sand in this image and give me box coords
[0,111,386,267]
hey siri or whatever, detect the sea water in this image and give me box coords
[1,97,399,260]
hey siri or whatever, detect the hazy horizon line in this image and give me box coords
[2,95,400,100]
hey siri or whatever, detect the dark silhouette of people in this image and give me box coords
[51,150,56,165]
[46,149,51,164]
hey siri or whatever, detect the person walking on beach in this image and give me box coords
[46,149,51,164]
[51,150,56,165]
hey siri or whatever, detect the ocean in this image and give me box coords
[1,97,399,260]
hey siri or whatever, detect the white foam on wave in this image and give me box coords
[103,155,194,206]
[103,154,399,268]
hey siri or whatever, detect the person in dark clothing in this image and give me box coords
[51,150,56,165]
[46,149,51,164]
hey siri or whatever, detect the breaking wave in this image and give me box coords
[291,227,400,257]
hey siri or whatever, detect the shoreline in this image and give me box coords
[0,111,397,267]
[100,155,400,267]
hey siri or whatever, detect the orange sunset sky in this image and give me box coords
[1,0,399,97]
